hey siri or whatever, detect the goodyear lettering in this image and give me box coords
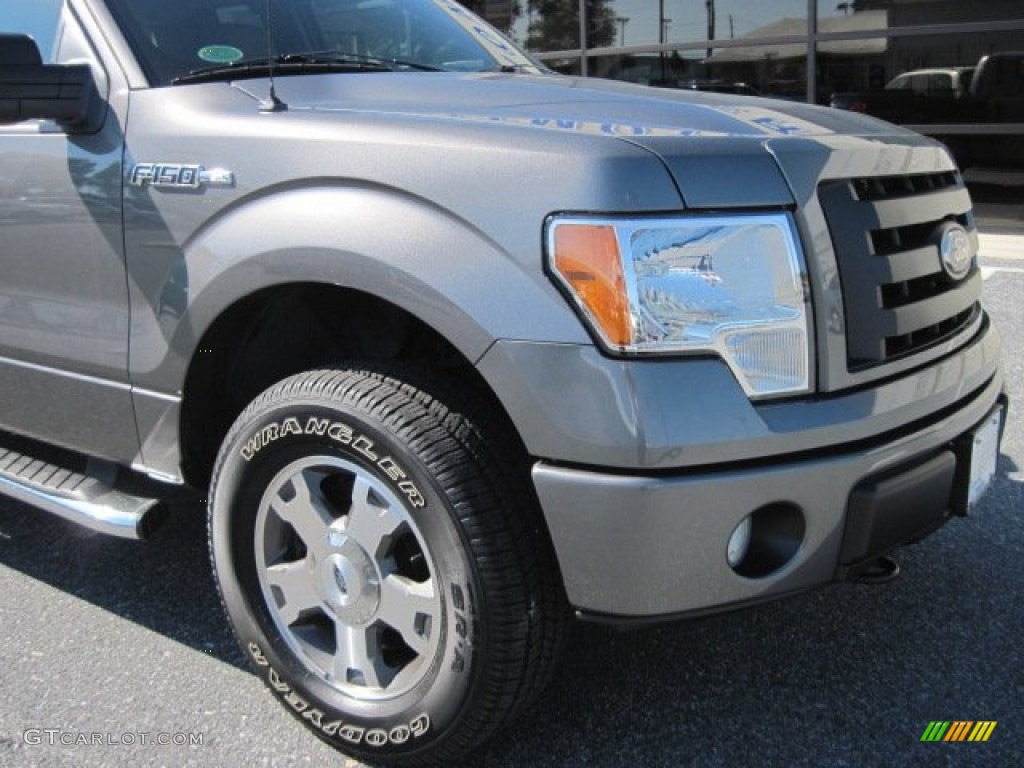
[339,724,366,745]
[410,715,429,738]
[303,708,325,729]
[248,642,269,666]
[239,418,425,508]
[246,643,429,748]
[268,667,289,693]
[285,690,308,713]
[321,720,342,737]
[365,730,388,748]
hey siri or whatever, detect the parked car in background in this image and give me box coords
[831,52,1024,169]
[830,66,975,123]
[677,79,760,95]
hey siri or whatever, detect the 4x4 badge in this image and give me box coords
[131,163,235,190]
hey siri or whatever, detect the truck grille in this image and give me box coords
[818,171,981,371]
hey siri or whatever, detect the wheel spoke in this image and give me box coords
[377,575,438,655]
[344,475,405,557]
[270,470,332,547]
[334,623,391,689]
[265,559,320,626]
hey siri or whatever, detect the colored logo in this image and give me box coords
[920,721,997,742]
[198,45,245,64]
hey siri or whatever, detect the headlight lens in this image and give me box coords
[548,213,811,398]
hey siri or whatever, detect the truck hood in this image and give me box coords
[252,71,909,142]
[245,72,933,209]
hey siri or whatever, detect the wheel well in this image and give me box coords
[180,283,509,487]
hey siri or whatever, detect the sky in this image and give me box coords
[5,0,63,58]
[505,0,860,50]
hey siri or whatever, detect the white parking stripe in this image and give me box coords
[978,234,1024,261]
[981,266,1024,280]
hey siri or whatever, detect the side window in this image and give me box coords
[887,75,910,91]
[0,0,64,62]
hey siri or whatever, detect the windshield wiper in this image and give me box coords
[279,51,444,72]
[173,51,442,85]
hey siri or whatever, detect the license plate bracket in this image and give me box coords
[962,406,1003,512]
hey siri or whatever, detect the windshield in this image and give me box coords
[104,0,541,86]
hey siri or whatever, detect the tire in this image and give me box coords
[208,367,568,766]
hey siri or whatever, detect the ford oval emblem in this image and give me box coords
[938,223,973,281]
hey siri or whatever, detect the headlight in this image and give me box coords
[547,213,812,398]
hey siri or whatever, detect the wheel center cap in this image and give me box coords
[319,535,380,624]
[331,556,359,601]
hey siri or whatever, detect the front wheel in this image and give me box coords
[208,368,567,765]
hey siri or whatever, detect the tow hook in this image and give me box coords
[849,555,901,584]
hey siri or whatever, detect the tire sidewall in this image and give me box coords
[210,392,484,759]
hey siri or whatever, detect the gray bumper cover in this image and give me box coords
[479,323,1003,619]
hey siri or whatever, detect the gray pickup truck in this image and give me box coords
[0,0,1007,765]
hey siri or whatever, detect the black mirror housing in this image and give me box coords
[0,32,43,66]
[0,34,101,129]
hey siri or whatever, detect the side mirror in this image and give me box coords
[0,34,101,129]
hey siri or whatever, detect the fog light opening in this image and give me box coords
[726,516,753,569]
[728,503,806,579]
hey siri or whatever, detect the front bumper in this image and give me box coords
[477,320,1005,620]
[534,380,1004,620]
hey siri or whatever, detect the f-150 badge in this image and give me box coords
[131,163,234,190]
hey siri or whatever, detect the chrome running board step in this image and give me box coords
[0,446,166,539]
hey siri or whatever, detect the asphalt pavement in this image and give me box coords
[0,188,1022,768]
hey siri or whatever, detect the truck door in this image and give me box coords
[0,1,139,462]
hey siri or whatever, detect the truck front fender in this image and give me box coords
[128,182,589,392]
[127,182,592,480]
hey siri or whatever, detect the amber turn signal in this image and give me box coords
[552,224,632,347]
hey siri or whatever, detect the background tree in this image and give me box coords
[525,0,617,51]
[460,0,522,35]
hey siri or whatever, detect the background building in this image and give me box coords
[464,0,1024,173]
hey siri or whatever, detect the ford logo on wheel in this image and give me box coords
[937,222,974,281]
